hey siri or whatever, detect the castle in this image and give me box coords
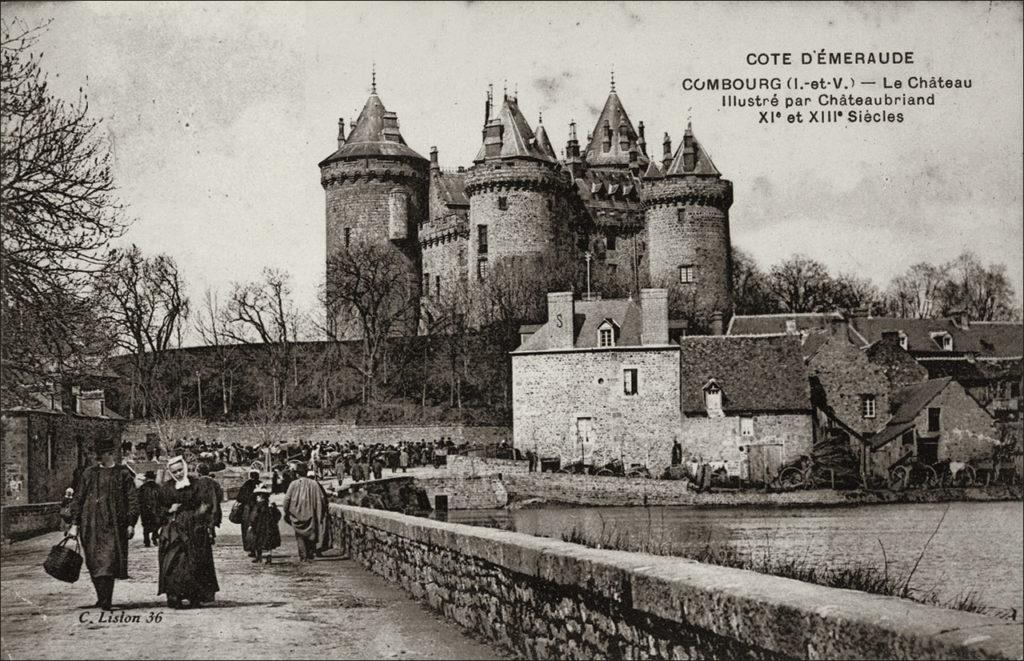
[318,74,734,338]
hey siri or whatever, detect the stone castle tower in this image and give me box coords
[321,75,733,335]
[319,79,428,338]
[641,122,734,321]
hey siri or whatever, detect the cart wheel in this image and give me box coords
[778,467,805,491]
[924,465,939,488]
[250,460,264,471]
[889,466,909,491]
[958,465,976,487]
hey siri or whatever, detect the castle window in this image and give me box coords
[861,394,876,419]
[679,265,695,284]
[478,225,488,254]
[740,416,754,437]
[678,209,686,223]
[477,258,488,279]
[497,196,508,211]
[623,368,638,396]
[344,228,351,248]
[606,233,617,251]
[423,272,430,296]
[435,275,441,299]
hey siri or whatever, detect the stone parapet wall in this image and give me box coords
[445,455,530,477]
[1,502,61,543]
[417,476,508,510]
[122,418,510,448]
[330,504,1021,660]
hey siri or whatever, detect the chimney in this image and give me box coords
[881,330,902,346]
[628,146,639,174]
[711,311,724,336]
[829,314,850,338]
[637,121,647,156]
[337,117,346,148]
[662,133,673,171]
[640,289,669,345]
[546,292,575,349]
[430,146,439,171]
[618,122,630,152]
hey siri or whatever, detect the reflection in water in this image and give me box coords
[444,501,1024,614]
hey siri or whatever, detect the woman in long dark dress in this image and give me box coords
[157,456,220,609]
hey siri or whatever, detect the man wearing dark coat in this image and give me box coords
[235,470,261,556]
[67,438,140,610]
[137,471,162,547]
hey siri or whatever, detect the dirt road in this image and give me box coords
[0,502,502,660]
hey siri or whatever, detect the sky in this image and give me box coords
[6,1,1023,316]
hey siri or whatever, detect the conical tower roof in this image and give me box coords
[474,95,555,163]
[664,122,721,177]
[534,117,558,161]
[583,87,649,169]
[319,91,425,166]
[642,160,664,179]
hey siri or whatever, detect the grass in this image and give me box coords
[560,506,1017,621]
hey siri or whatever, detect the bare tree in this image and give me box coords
[885,262,945,318]
[938,252,1019,321]
[1,19,127,404]
[767,254,837,313]
[98,245,189,418]
[731,248,776,315]
[324,241,420,404]
[194,287,241,415]
[223,268,306,409]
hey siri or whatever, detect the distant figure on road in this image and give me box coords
[157,456,220,609]
[283,464,332,561]
[59,487,75,534]
[67,438,139,611]
[671,437,683,466]
[137,471,162,547]
[235,470,261,557]
[246,484,281,564]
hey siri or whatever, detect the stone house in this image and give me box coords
[865,330,930,390]
[512,290,814,479]
[865,377,998,481]
[678,334,814,483]
[512,289,681,475]
[1,387,125,507]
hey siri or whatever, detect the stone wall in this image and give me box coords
[330,504,1021,660]
[418,476,508,510]
[920,380,998,463]
[512,348,681,476]
[122,418,510,448]
[445,455,530,477]
[808,330,891,437]
[679,413,814,475]
[1,502,61,543]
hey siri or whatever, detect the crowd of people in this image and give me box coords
[62,438,332,612]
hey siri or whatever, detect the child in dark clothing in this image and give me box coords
[246,485,281,564]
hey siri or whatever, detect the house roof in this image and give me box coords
[534,121,558,161]
[679,335,812,414]
[319,92,426,165]
[965,322,1024,358]
[583,90,649,169]
[514,297,645,352]
[475,96,555,163]
[868,378,952,449]
[850,318,965,354]
[2,390,125,421]
[727,312,843,336]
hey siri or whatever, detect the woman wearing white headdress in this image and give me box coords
[156,456,220,609]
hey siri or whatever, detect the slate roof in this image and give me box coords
[583,91,649,169]
[727,312,843,336]
[433,170,469,207]
[917,356,1022,382]
[515,297,645,352]
[575,170,645,226]
[534,122,558,161]
[679,335,812,414]
[475,96,554,163]
[664,124,721,176]
[965,322,1024,358]
[850,318,965,354]
[869,378,952,449]
[2,390,125,421]
[319,93,426,165]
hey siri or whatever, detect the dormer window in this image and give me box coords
[899,331,908,350]
[598,320,617,347]
[785,319,797,334]
[703,380,724,417]
[931,332,953,351]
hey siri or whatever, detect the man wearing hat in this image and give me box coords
[282,462,331,561]
[138,470,162,547]
[235,469,261,557]
[67,437,139,610]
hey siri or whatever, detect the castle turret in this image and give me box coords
[641,121,733,324]
[464,93,572,285]
[319,78,428,338]
[582,80,650,171]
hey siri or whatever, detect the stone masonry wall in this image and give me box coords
[512,348,681,476]
[808,331,891,437]
[920,381,999,463]
[1,415,29,506]
[680,413,814,469]
[417,476,508,510]
[330,504,1021,660]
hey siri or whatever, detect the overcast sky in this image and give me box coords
[7,1,1023,314]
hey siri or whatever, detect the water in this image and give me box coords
[445,501,1023,616]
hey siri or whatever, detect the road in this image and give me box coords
[0,498,502,660]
